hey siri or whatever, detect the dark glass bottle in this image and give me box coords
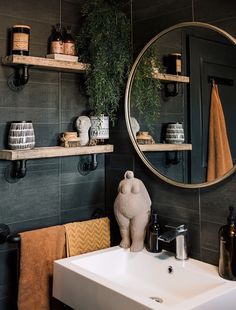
[50,24,64,54]
[64,26,76,56]
[146,211,162,253]
[218,206,236,281]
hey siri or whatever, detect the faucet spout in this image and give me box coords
[158,224,188,260]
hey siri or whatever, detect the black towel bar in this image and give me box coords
[0,223,20,244]
[208,76,234,86]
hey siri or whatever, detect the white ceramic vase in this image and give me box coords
[8,121,35,150]
[90,116,109,140]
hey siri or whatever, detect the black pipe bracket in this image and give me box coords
[78,154,98,176]
[7,65,31,91]
[4,160,27,183]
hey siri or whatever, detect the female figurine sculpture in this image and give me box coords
[114,171,151,252]
[76,116,91,146]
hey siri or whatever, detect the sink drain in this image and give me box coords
[150,296,163,303]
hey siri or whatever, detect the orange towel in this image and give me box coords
[18,226,65,310]
[64,217,110,257]
[207,82,233,182]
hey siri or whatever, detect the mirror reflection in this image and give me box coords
[127,23,236,187]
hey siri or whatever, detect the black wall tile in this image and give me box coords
[61,203,105,224]
[61,180,105,210]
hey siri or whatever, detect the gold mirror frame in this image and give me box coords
[125,22,236,188]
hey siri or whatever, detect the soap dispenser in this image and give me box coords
[218,206,236,280]
[146,211,162,253]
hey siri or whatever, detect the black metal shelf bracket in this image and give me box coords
[4,160,27,183]
[78,154,98,176]
[165,151,180,166]
[7,65,31,91]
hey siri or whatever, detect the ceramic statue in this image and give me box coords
[76,116,91,146]
[114,171,151,252]
[130,117,140,137]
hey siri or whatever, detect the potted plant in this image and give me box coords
[77,0,131,139]
[130,44,162,134]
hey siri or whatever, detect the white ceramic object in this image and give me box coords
[165,122,184,144]
[75,116,91,146]
[8,121,35,150]
[114,171,151,252]
[53,246,236,310]
[90,116,109,139]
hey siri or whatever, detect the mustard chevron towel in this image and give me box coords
[207,82,233,182]
[64,217,110,257]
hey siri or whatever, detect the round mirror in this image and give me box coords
[125,22,236,188]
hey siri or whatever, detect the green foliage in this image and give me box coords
[77,0,131,126]
[131,44,162,133]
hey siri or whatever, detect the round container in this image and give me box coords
[167,53,182,75]
[165,122,184,144]
[12,25,31,55]
[90,116,109,140]
[8,121,35,150]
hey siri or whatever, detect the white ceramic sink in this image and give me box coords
[53,246,236,310]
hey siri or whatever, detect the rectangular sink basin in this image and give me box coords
[53,246,236,310]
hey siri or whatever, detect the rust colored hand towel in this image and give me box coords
[18,226,65,310]
[64,217,110,257]
[207,83,233,182]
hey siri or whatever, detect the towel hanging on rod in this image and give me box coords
[208,76,234,86]
[207,83,233,181]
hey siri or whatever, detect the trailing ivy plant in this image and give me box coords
[76,0,131,126]
[131,44,162,133]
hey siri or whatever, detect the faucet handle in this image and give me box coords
[165,224,187,233]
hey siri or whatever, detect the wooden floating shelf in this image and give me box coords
[2,55,89,73]
[152,69,190,83]
[139,144,192,152]
[0,145,114,161]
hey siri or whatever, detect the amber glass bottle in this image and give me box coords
[218,206,236,281]
[50,24,64,54]
[64,26,76,56]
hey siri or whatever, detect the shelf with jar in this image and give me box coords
[152,68,190,83]
[139,143,192,152]
[1,55,89,73]
[1,24,89,91]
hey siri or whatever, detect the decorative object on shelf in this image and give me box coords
[50,23,64,55]
[12,25,31,56]
[75,116,91,146]
[166,53,182,75]
[63,26,76,56]
[131,44,162,133]
[136,131,155,145]
[165,122,184,144]
[163,53,182,97]
[114,170,151,252]
[8,121,35,150]
[90,116,109,141]
[76,0,131,126]
[60,132,80,148]
[130,117,140,137]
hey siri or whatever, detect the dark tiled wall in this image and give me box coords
[107,0,236,265]
[0,1,106,308]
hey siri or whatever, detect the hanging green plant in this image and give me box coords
[131,44,162,133]
[76,0,131,126]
